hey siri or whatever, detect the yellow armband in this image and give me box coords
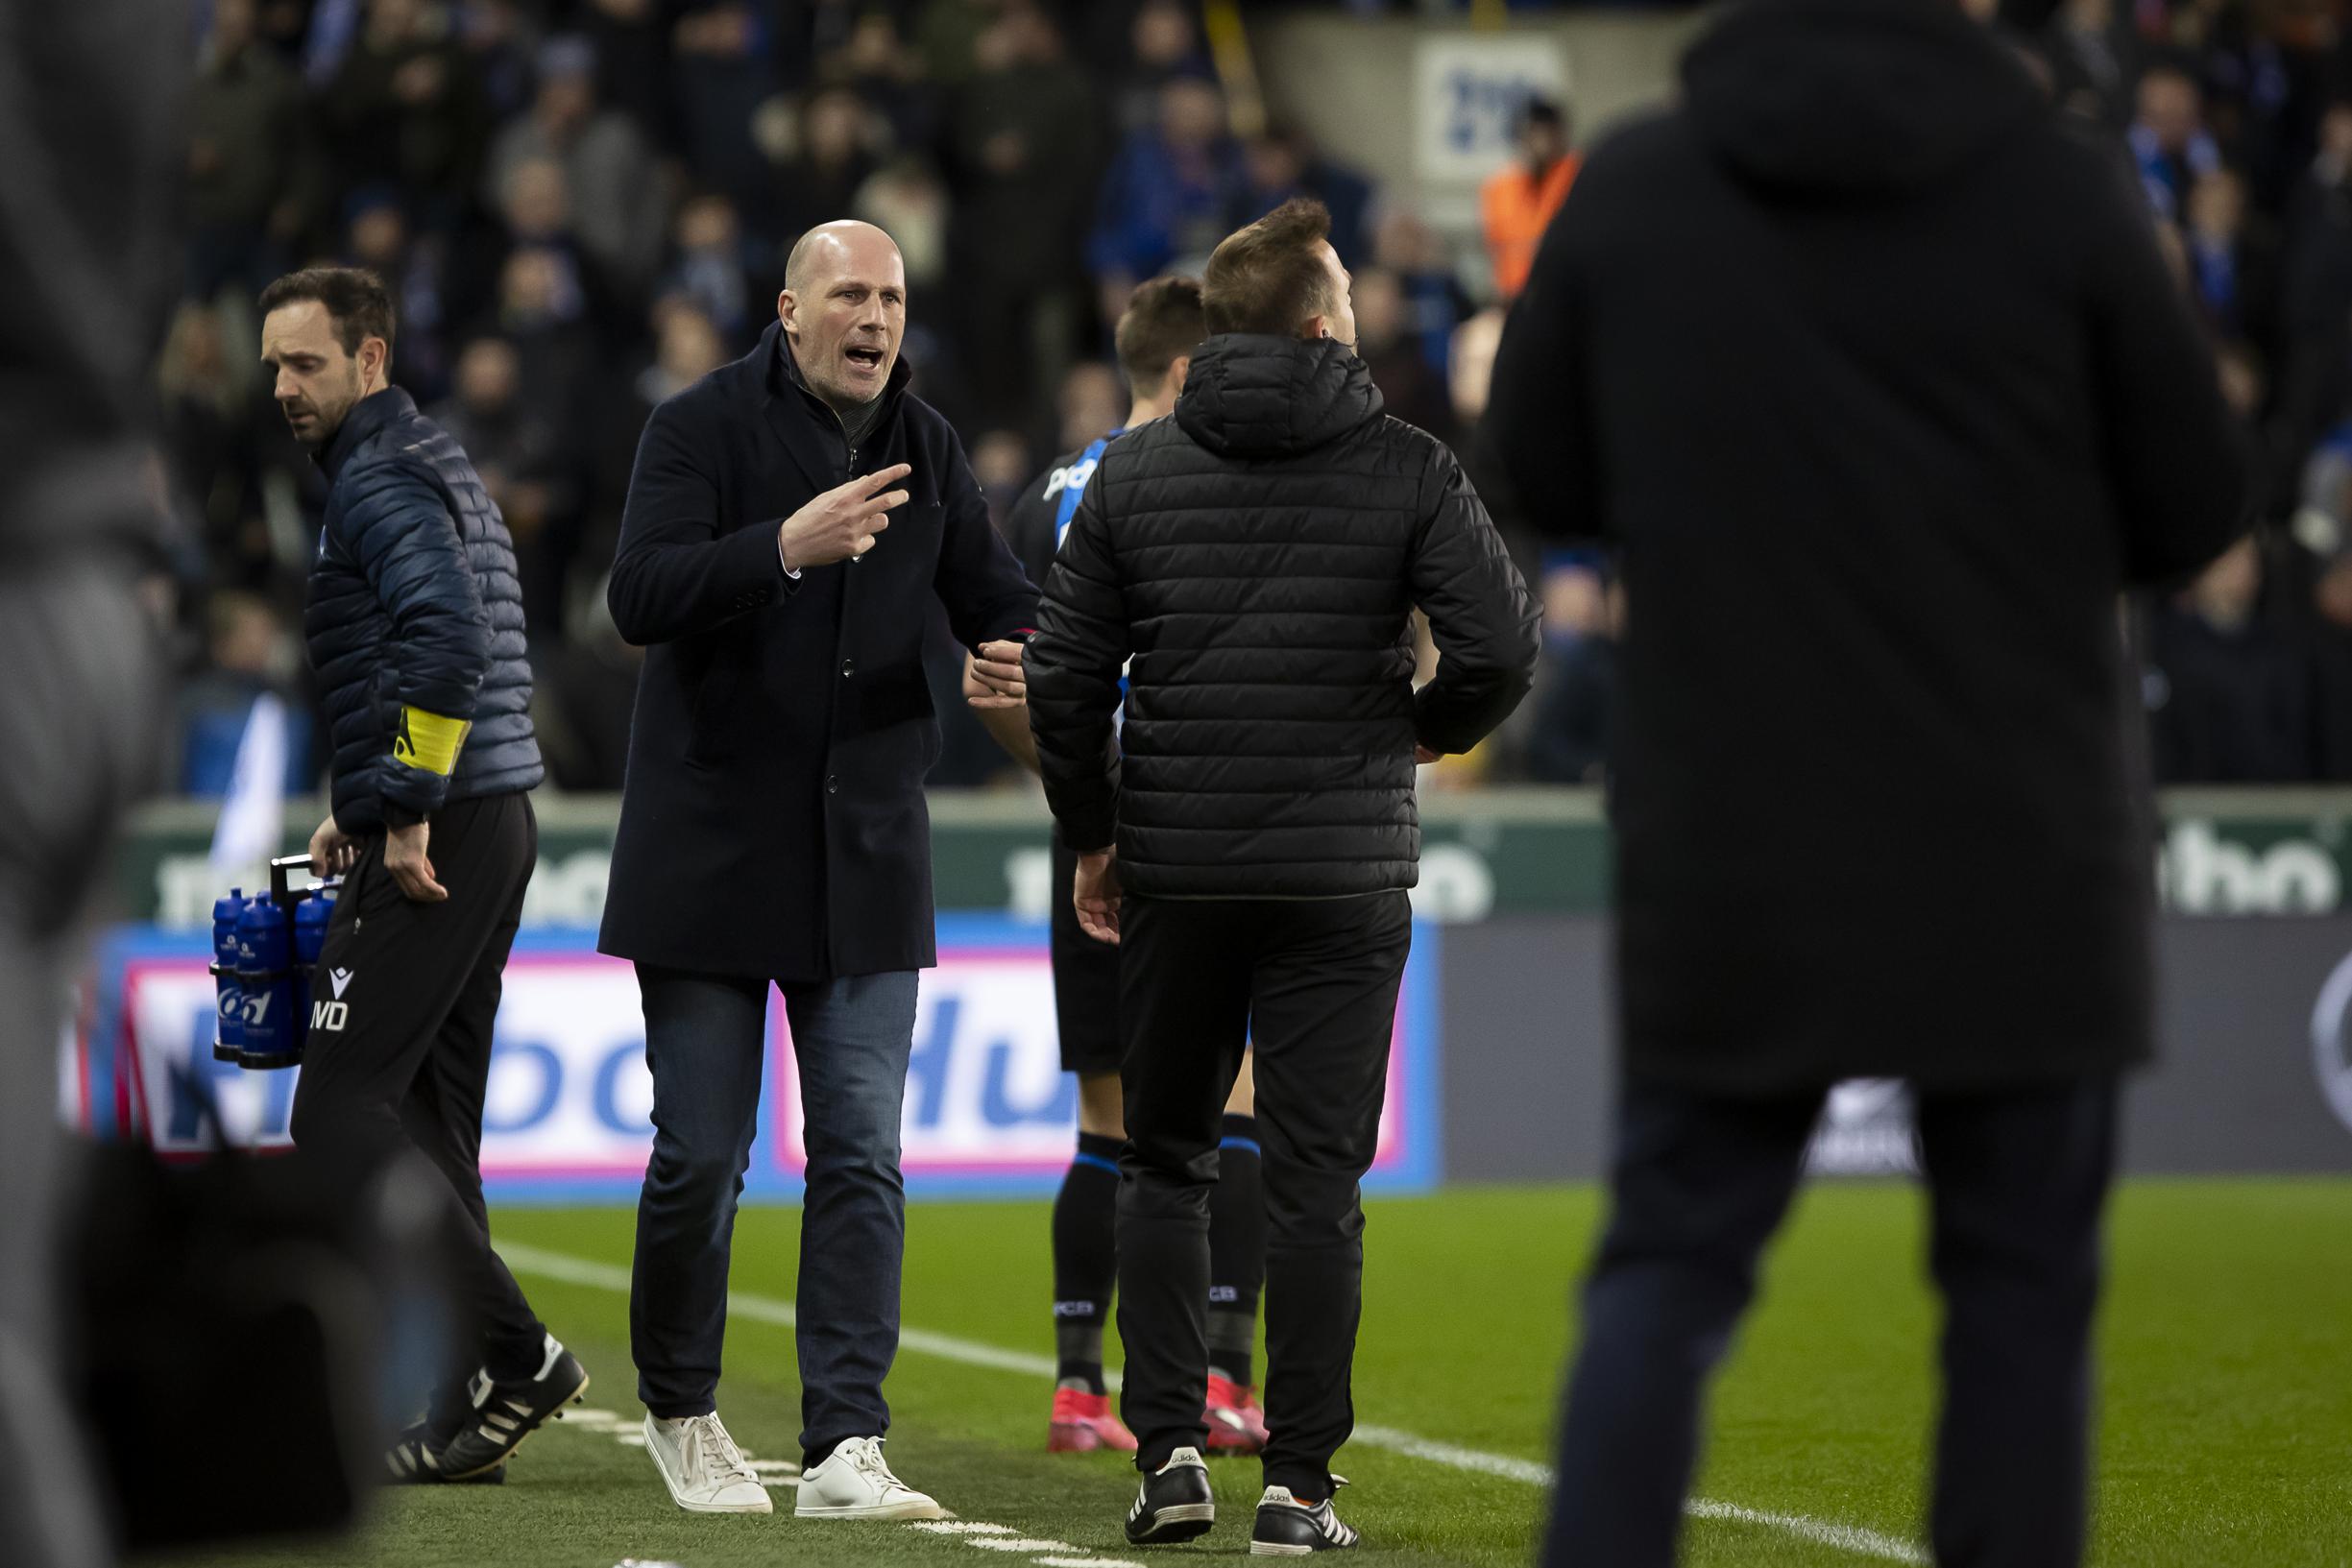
[391,706,472,776]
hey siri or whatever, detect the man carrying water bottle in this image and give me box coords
[260,265,585,1485]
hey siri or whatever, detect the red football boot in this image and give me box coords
[1202,1373,1270,1454]
[1049,1387,1138,1453]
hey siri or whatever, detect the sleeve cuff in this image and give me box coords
[381,801,425,831]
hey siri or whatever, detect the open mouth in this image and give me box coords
[844,346,885,373]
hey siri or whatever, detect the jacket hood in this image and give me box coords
[1681,0,2045,197]
[1176,335,1384,460]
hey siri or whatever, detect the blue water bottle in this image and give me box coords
[292,886,336,1047]
[234,893,300,1069]
[210,888,246,1063]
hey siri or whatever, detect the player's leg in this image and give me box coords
[1050,1071,1135,1451]
[1541,1082,1822,1568]
[1047,834,1134,1448]
[1203,1048,1268,1451]
[1916,1078,2118,1568]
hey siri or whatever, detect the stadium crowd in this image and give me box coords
[159,0,2352,799]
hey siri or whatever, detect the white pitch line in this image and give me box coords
[501,1241,1928,1565]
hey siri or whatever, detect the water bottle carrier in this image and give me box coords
[218,856,339,1072]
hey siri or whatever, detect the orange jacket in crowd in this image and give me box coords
[1481,152,1581,301]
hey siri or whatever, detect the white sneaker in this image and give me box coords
[643,1411,773,1514]
[793,1435,949,1520]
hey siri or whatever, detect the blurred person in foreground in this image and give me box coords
[1026,200,1539,1555]
[259,266,584,1486]
[599,219,1035,1519]
[0,1,182,1561]
[974,277,1273,1458]
[1481,1,2249,1562]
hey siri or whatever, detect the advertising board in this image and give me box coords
[88,916,1442,1201]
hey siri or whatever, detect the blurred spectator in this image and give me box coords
[433,334,582,631]
[460,0,544,121]
[484,35,667,292]
[1481,96,1577,302]
[2146,536,2311,781]
[2130,62,2221,219]
[343,189,455,401]
[2270,99,2352,499]
[947,5,1102,418]
[661,191,756,334]
[174,591,315,798]
[495,244,601,433]
[2306,544,2352,778]
[1112,0,1213,135]
[158,303,283,591]
[1088,76,1245,324]
[857,157,952,292]
[838,10,939,152]
[1354,269,1454,443]
[1056,361,1126,455]
[969,428,1035,531]
[1377,210,1475,376]
[770,84,882,253]
[2182,167,2274,344]
[532,578,643,790]
[670,1,782,215]
[1525,567,1621,785]
[2041,0,2133,125]
[579,0,670,140]
[912,0,996,87]
[1234,122,1375,267]
[322,0,491,232]
[187,0,313,298]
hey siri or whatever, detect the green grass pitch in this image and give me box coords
[145,1180,2352,1568]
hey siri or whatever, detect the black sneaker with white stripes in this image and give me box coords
[1124,1445,1216,1546]
[1251,1482,1360,1555]
[384,1420,505,1485]
[437,1334,590,1479]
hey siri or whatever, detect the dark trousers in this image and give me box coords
[290,791,545,1428]
[629,966,918,1459]
[1115,891,1411,1497]
[1545,1076,2120,1568]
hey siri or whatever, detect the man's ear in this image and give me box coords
[777,288,797,337]
[1167,353,1193,395]
[1302,315,1331,342]
[359,335,389,389]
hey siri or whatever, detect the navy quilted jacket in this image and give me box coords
[303,387,542,831]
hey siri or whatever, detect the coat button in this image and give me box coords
[841,658,856,677]
[826,775,839,795]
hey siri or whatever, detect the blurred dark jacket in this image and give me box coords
[2145,606,2312,783]
[1484,0,2249,1093]
[0,0,183,570]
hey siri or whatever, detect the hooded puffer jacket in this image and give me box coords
[1027,333,1538,899]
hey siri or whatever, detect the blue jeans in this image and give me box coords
[629,965,919,1459]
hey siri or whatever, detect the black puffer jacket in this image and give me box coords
[1027,334,1539,899]
[304,388,543,832]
